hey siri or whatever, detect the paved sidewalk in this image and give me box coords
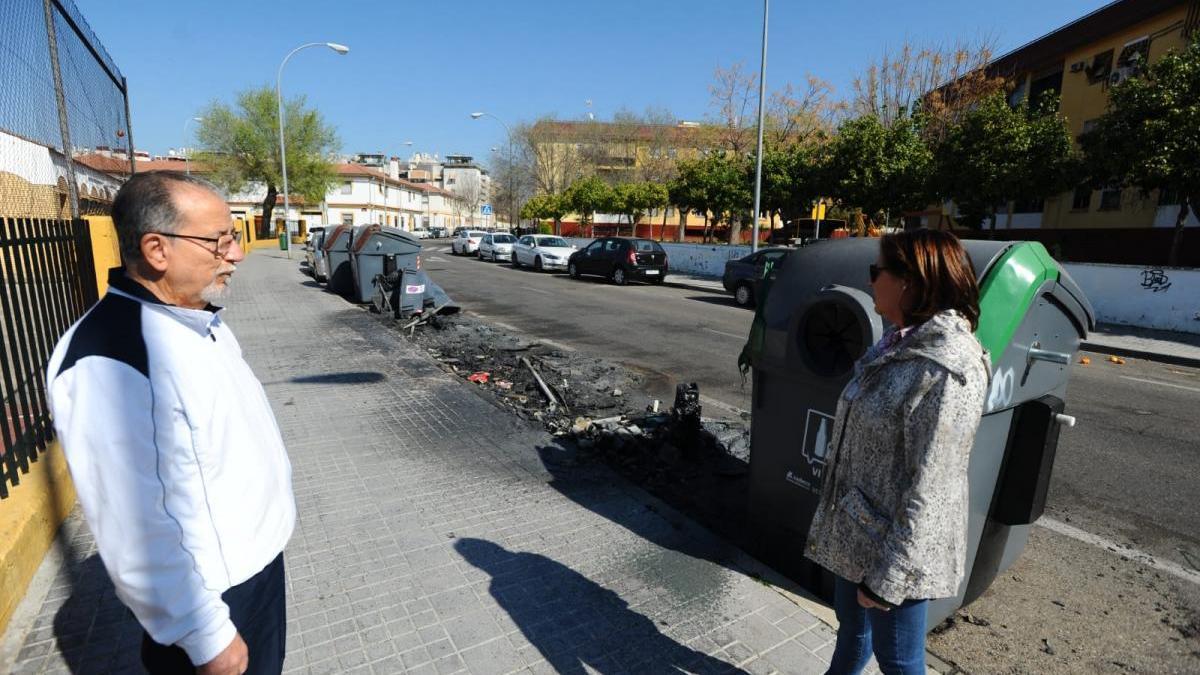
[2,251,845,674]
[663,273,727,295]
[1081,323,1200,368]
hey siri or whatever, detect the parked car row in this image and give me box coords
[320,225,788,300]
[454,233,671,286]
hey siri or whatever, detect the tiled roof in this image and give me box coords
[75,154,199,175]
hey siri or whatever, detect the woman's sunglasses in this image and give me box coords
[869,264,886,283]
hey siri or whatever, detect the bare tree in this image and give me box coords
[850,38,1007,138]
[519,117,590,198]
[766,75,843,147]
[448,172,483,227]
[489,143,535,229]
[708,62,758,155]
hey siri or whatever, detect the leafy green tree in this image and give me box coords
[1082,39,1200,266]
[611,182,669,236]
[825,114,932,226]
[934,93,1075,231]
[701,152,752,243]
[758,143,828,233]
[520,193,569,235]
[668,160,710,242]
[196,86,339,231]
[563,176,614,237]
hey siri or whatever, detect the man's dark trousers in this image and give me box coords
[141,554,286,674]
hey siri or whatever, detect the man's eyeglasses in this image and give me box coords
[156,230,243,257]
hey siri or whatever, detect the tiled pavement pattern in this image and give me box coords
[3,251,847,674]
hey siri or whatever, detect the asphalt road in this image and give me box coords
[423,242,1200,577]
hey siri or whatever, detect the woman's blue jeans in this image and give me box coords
[826,576,928,675]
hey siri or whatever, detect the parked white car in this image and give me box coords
[478,233,517,262]
[512,235,577,271]
[451,230,486,255]
[410,228,431,239]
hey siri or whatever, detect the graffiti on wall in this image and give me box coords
[1140,269,1172,293]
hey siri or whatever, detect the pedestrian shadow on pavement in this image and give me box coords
[289,371,386,385]
[51,553,143,673]
[454,538,747,674]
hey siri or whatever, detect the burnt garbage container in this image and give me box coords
[348,225,422,303]
[745,237,1094,627]
[371,260,460,320]
[322,224,356,296]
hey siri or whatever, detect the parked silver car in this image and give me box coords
[512,235,576,271]
[478,233,517,261]
[304,226,330,281]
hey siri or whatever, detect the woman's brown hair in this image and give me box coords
[879,229,980,331]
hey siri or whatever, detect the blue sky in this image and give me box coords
[76,0,1111,167]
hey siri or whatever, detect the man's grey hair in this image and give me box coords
[111,171,221,261]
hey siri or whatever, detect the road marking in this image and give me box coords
[1037,517,1200,587]
[426,255,446,262]
[703,327,745,340]
[537,338,576,353]
[519,286,552,295]
[700,395,750,418]
[1118,375,1200,394]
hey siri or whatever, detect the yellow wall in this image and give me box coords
[0,441,76,636]
[0,217,125,636]
[1042,5,1189,229]
[83,215,121,293]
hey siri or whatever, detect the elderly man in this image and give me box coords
[46,171,295,675]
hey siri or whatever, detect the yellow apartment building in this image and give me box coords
[932,0,1200,233]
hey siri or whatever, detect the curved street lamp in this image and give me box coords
[277,41,349,254]
[470,112,517,232]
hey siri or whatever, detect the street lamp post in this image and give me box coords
[470,112,517,234]
[183,116,202,175]
[750,0,769,253]
[277,41,348,256]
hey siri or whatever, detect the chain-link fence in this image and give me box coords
[0,0,132,219]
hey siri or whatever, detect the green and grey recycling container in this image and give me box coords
[745,237,1094,627]
[348,224,422,303]
[322,224,356,297]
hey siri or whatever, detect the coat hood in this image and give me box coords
[865,310,991,385]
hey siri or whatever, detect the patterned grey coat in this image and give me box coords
[804,310,990,606]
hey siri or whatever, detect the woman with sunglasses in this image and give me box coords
[804,229,991,674]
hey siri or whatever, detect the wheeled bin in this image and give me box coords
[322,225,356,296]
[348,225,421,303]
[745,237,1094,627]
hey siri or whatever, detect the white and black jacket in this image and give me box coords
[46,270,295,665]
